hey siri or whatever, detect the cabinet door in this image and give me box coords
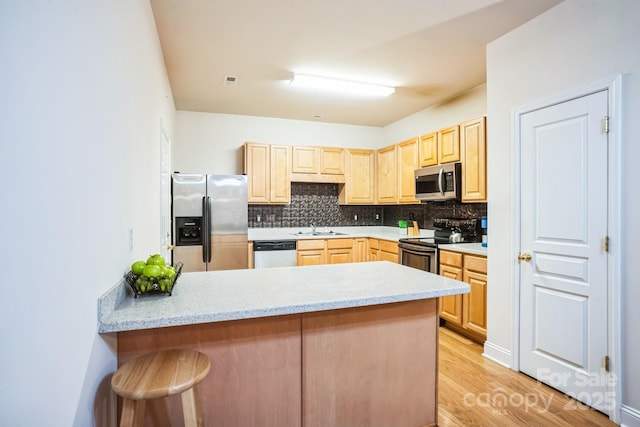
[439,250,463,325]
[327,248,353,264]
[398,137,419,203]
[244,142,270,203]
[462,255,487,338]
[352,238,367,262]
[292,146,318,174]
[460,117,487,202]
[327,238,353,264]
[368,238,379,261]
[340,149,375,204]
[437,125,460,164]
[439,265,463,325]
[248,242,254,269]
[320,147,345,175]
[297,250,326,266]
[418,132,438,167]
[376,145,398,204]
[378,239,398,263]
[270,144,291,204]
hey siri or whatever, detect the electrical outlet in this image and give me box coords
[354,214,358,221]
[375,213,380,220]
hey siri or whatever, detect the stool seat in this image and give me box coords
[112,349,211,427]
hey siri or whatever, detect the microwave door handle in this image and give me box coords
[438,168,445,197]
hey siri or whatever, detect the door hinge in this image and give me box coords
[601,116,610,134]
[602,355,610,372]
[603,236,610,253]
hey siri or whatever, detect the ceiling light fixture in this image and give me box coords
[290,73,395,97]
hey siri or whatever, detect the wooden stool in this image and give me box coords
[111,349,211,427]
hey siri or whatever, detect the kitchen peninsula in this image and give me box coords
[98,261,469,427]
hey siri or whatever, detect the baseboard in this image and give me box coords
[621,404,640,427]
[482,340,511,368]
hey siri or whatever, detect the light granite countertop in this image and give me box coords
[248,225,434,242]
[437,243,487,256]
[98,261,469,333]
[248,226,487,256]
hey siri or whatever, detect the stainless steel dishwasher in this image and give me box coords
[253,240,297,268]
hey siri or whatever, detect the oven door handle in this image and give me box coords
[400,246,436,257]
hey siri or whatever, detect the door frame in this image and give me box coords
[511,75,622,422]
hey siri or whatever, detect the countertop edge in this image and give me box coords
[98,262,470,334]
[97,284,468,333]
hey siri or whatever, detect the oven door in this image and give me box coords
[398,243,438,273]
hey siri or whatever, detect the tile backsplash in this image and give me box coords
[248,183,486,229]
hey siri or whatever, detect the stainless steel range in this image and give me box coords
[398,218,481,273]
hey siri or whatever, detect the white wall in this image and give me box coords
[0,1,175,425]
[174,112,384,174]
[383,84,487,144]
[174,86,487,174]
[486,0,639,422]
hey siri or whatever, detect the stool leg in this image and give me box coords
[181,384,204,427]
[120,398,145,427]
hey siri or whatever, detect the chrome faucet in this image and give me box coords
[310,222,316,233]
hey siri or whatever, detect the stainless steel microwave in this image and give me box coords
[414,162,461,201]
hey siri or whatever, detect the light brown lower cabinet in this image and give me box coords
[297,239,326,266]
[439,250,487,343]
[366,238,398,263]
[326,238,354,264]
[117,299,439,427]
[353,238,367,262]
[297,238,397,266]
[378,239,399,263]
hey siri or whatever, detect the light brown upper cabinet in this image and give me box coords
[292,146,318,174]
[376,144,398,204]
[418,132,438,167]
[339,149,375,204]
[398,137,419,203]
[244,142,291,204]
[291,146,345,183]
[460,117,487,202]
[320,147,345,175]
[437,125,460,164]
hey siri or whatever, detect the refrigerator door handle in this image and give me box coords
[206,196,212,263]
[202,196,209,264]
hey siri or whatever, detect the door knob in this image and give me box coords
[518,252,532,262]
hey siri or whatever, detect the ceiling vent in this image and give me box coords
[223,76,238,86]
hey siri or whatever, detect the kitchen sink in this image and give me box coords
[291,231,348,236]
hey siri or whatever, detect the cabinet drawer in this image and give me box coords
[297,239,325,250]
[379,240,398,254]
[439,250,463,268]
[327,238,353,249]
[464,255,487,274]
[368,238,379,250]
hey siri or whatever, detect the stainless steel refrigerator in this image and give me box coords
[172,173,248,272]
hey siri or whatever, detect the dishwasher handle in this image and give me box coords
[253,240,297,251]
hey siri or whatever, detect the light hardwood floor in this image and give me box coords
[437,327,617,426]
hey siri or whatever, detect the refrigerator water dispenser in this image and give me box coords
[175,217,202,246]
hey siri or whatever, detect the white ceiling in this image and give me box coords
[150,0,562,127]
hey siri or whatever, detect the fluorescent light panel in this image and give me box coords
[291,73,395,97]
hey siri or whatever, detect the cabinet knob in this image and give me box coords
[517,252,532,262]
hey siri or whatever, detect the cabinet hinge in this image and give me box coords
[602,355,610,372]
[601,116,610,134]
[603,236,610,253]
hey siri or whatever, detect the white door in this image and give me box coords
[519,90,611,412]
